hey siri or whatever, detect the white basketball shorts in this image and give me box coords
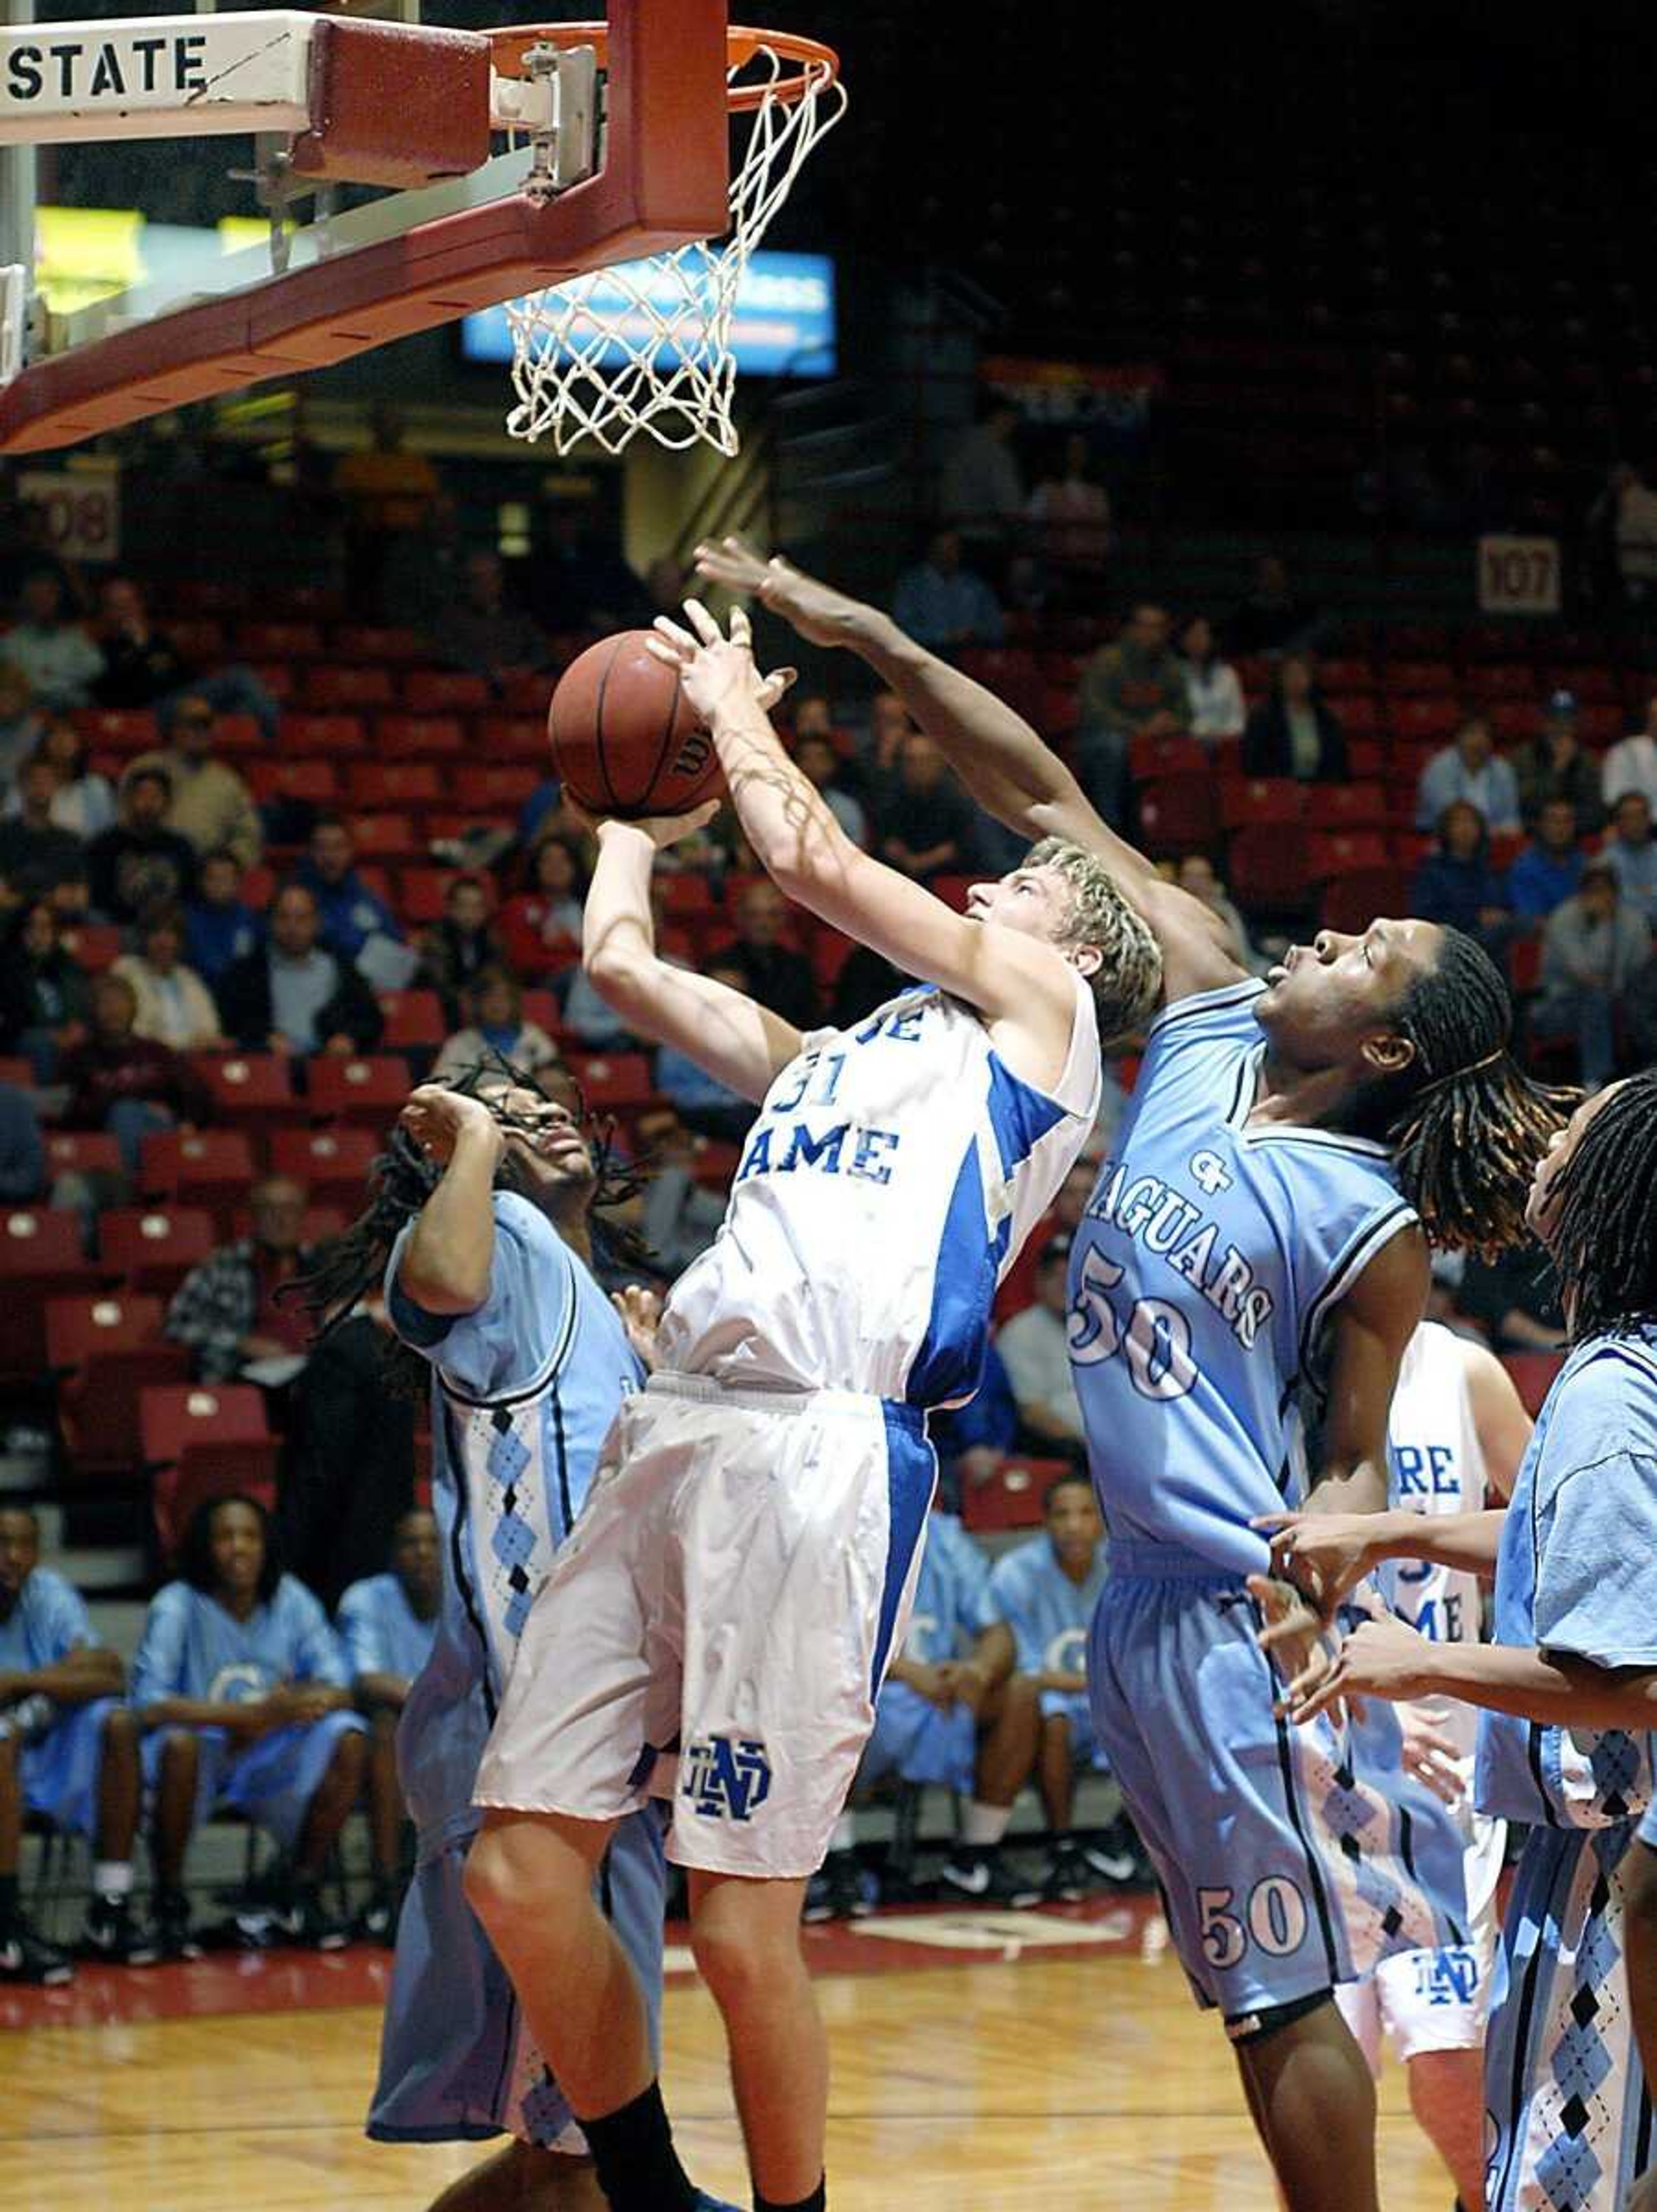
[474,1371,937,1880]
[1336,1790,1506,2068]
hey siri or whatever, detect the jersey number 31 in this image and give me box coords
[1066,1248,1198,1402]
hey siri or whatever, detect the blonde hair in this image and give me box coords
[1026,836,1163,1041]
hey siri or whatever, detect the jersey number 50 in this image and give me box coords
[1066,1248,1198,1402]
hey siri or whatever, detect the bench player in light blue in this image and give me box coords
[986,1470,1121,1901]
[702,537,1565,2212]
[336,1506,440,1941]
[297,1058,734,2212]
[464,605,1160,2212]
[1270,1071,1657,2212]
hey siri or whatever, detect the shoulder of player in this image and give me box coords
[1546,1336,1657,1456]
[1340,1219,1429,1327]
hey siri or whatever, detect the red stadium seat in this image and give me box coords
[1318,658,1375,693]
[0,1057,34,1089]
[0,1208,103,1377]
[1219,778,1306,831]
[331,625,425,663]
[47,1293,189,1477]
[1319,866,1413,934]
[1315,780,1388,829]
[1228,823,1312,910]
[72,707,158,753]
[374,716,466,759]
[395,868,456,924]
[306,1056,411,1125]
[268,1125,380,1209]
[230,1203,344,1246]
[1326,694,1380,737]
[245,757,339,806]
[1382,661,1457,695]
[237,619,324,659]
[454,763,542,811]
[141,1385,279,1560]
[961,1456,1076,1534]
[381,990,448,1050]
[282,712,367,756]
[1128,734,1208,783]
[62,923,121,971]
[349,759,444,807]
[139,1130,258,1214]
[99,1206,216,1296]
[1509,935,1544,996]
[477,715,548,760]
[564,1052,655,1109]
[1137,775,1220,855]
[1308,829,1390,882]
[403,671,491,714]
[1390,697,1460,744]
[304,665,396,710]
[43,1130,123,1179]
[347,813,423,860]
[198,1053,295,1132]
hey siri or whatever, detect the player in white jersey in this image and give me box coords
[1335,1320,1531,2210]
[463,605,1162,2212]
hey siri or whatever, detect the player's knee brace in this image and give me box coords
[1223,1987,1334,2044]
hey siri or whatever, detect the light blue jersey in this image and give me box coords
[0,1567,117,1839]
[1069,980,1417,1577]
[373,1188,660,2155]
[132,1573,364,1851]
[1475,1329,1657,2212]
[991,1531,1108,1759]
[131,1574,350,1706]
[336,1573,438,1689]
[384,1190,643,1855]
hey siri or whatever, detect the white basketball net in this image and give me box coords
[504,42,845,457]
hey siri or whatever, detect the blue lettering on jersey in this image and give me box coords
[1393,1441,1459,1498]
[1084,1157,1276,1352]
[736,1120,901,1185]
[681,1735,773,1822]
[854,1003,928,1046]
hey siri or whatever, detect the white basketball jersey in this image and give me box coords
[657,971,1101,1405]
[1380,1320,1489,1757]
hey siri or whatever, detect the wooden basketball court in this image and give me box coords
[0,1898,1456,2209]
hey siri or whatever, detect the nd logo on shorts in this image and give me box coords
[680,1735,773,1822]
[1414,1944,1480,2006]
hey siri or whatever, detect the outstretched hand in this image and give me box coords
[1273,1607,1437,1728]
[611,1282,663,1371]
[648,599,796,727]
[693,536,866,649]
[577,797,721,853]
[400,1082,502,1167]
[1251,1510,1388,1613]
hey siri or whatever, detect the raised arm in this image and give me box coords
[692,537,1240,1005]
[396,1086,505,1316]
[652,605,1094,1091]
[582,806,801,1106]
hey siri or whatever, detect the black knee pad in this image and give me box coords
[1224,1987,1334,2044]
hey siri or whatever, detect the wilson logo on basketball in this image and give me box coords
[672,731,712,779]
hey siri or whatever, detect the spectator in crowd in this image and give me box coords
[416,875,507,1027]
[892,528,1005,655]
[1173,853,1267,973]
[1077,601,1191,821]
[377,488,468,640]
[812,1506,1040,1919]
[110,904,224,1053]
[0,664,43,788]
[0,1084,45,1201]
[1408,800,1513,953]
[86,766,198,924]
[1241,650,1347,782]
[1414,712,1521,835]
[131,1494,366,1954]
[1532,862,1652,1090]
[997,1238,1085,1453]
[0,569,104,712]
[331,405,441,613]
[878,732,976,885]
[1507,797,1586,926]
[1175,614,1245,743]
[216,881,384,1058]
[0,900,90,1081]
[336,1509,440,1942]
[1511,690,1603,837]
[165,1175,318,1384]
[499,835,585,980]
[132,696,262,867]
[25,718,115,839]
[295,817,403,967]
[0,1506,151,1982]
[939,397,1026,567]
[49,868,94,933]
[721,877,820,1030]
[433,550,552,686]
[432,969,561,1084]
[653,956,760,1145]
[528,502,649,636]
[1225,551,1320,655]
[92,576,282,740]
[1603,687,1657,815]
[790,693,835,742]
[795,730,868,847]
[1455,1238,1567,1355]
[988,1473,1122,1900]
[0,754,86,899]
[185,850,264,986]
[1602,791,1657,925]
[633,1106,728,1276]
[1593,460,1657,604]
[278,1300,416,1610]
[1027,430,1111,582]
[58,971,211,1172]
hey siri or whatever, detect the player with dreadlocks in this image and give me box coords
[690,539,1568,2212]
[296,1056,734,2212]
[1262,1068,1657,2212]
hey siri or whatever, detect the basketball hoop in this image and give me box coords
[490,23,844,458]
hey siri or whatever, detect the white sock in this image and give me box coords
[960,1799,1011,1849]
[92,1860,133,1899]
[830,1813,857,1854]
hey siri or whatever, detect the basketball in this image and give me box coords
[547,630,720,820]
